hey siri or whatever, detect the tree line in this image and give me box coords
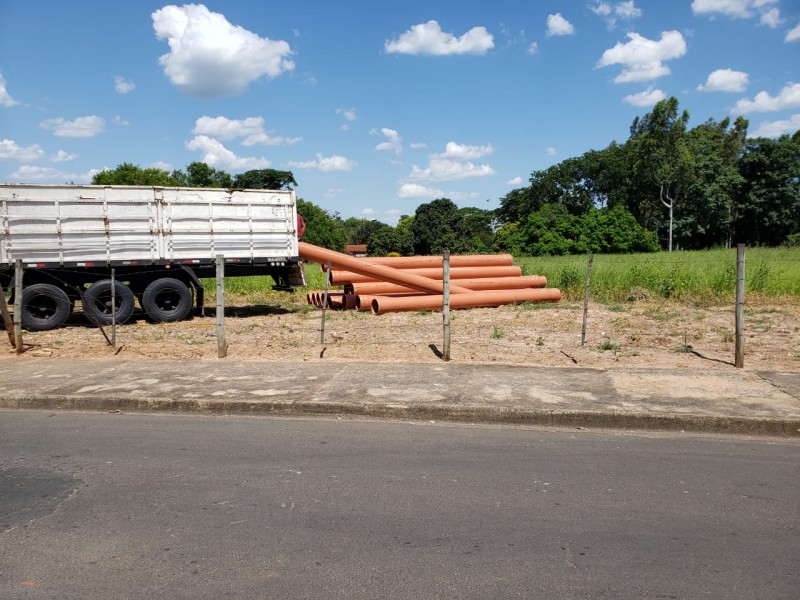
[92,97,799,256]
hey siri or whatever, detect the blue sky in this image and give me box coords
[1,1,798,224]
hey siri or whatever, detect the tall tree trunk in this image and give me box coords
[660,183,675,252]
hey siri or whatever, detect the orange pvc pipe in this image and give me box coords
[328,265,523,285]
[299,242,473,295]
[320,253,513,271]
[370,288,562,315]
[346,275,547,296]
[355,293,428,311]
[358,254,513,269]
[342,294,358,310]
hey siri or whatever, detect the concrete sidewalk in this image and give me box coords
[0,358,799,436]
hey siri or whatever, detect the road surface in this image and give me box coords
[1,410,798,599]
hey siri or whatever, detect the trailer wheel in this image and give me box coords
[142,278,193,323]
[83,280,135,326]
[21,283,72,331]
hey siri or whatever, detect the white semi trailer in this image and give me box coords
[0,184,305,331]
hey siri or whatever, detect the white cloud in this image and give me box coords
[437,141,494,160]
[150,161,173,171]
[0,139,45,161]
[385,20,494,55]
[0,72,19,107]
[593,2,613,17]
[186,135,271,170]
[546,147,558,156]
[528,41,539,55]
[692,0,778,19]
[241,132,301,146]
[373,128,403,155]
[546,13,575,37]
[194,116,264,140]
[336,108,357,121]
[114,76,136,94]
[324,187,344,198]
[406,140,497,183]
[697,68,749,92]
[287,153,357,171]
[616,1,642,19]
[592,2,643,28]
[786,23,800,42]
[410,157,496,182]
[623,86,666,106]
[409,142,427,149]
[597,31,687,83]
[337,109,356,131]
[113,115,130,126]
[506,176,524,185]
[760,8,782,28]
[398,183,445,198]
[152,4,294,98]
[8,165,98,183]
[192,115,300,146]
[51,150,77,163]
[733,82,800,113]
[751,114,800,137]
[359,207,403,225]
[40,116,105,138]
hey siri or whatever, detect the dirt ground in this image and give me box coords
[4,296,799,372]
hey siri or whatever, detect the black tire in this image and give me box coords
[83,280,135,326]
[21,283,71,331]
[141,278,193,323]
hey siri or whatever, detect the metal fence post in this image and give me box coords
[110,267,116,348]
[14,259,23,354]
[581,253,594,346]
[216,254,227,358]
[442,250,451,361]
[320,260,331,344]
[735,244,745,368]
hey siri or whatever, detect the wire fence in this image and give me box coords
[2,247,799,369]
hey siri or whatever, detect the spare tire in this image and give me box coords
[141,278,193,323]
[83,279,135,326]
[21,283,72,331]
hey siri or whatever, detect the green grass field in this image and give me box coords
[205,247,800,307]
[517,247,800,303]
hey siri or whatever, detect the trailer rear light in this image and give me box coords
[77,262,95,267]
[26,263,47,268]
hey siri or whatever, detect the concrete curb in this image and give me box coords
[3,394,799,437]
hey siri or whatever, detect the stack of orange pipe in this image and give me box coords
[298,242,560,315]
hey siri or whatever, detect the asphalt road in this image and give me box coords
[1,410,798,600]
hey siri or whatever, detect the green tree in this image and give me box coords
[92,163,182,186]
[346,219,390,246]
[493,204,578,256]
[497,144,631,224]
[365,227,403,256]
[628,97,693,251]
[233,169,298,190]
[394,215,415,255]
[735,132,800,245]
[410,198,463,255]
[295,198,346,251]
[457,207,495,253]
[183,161,233,188]
[576,205,659,253]
[681,117,747,248]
